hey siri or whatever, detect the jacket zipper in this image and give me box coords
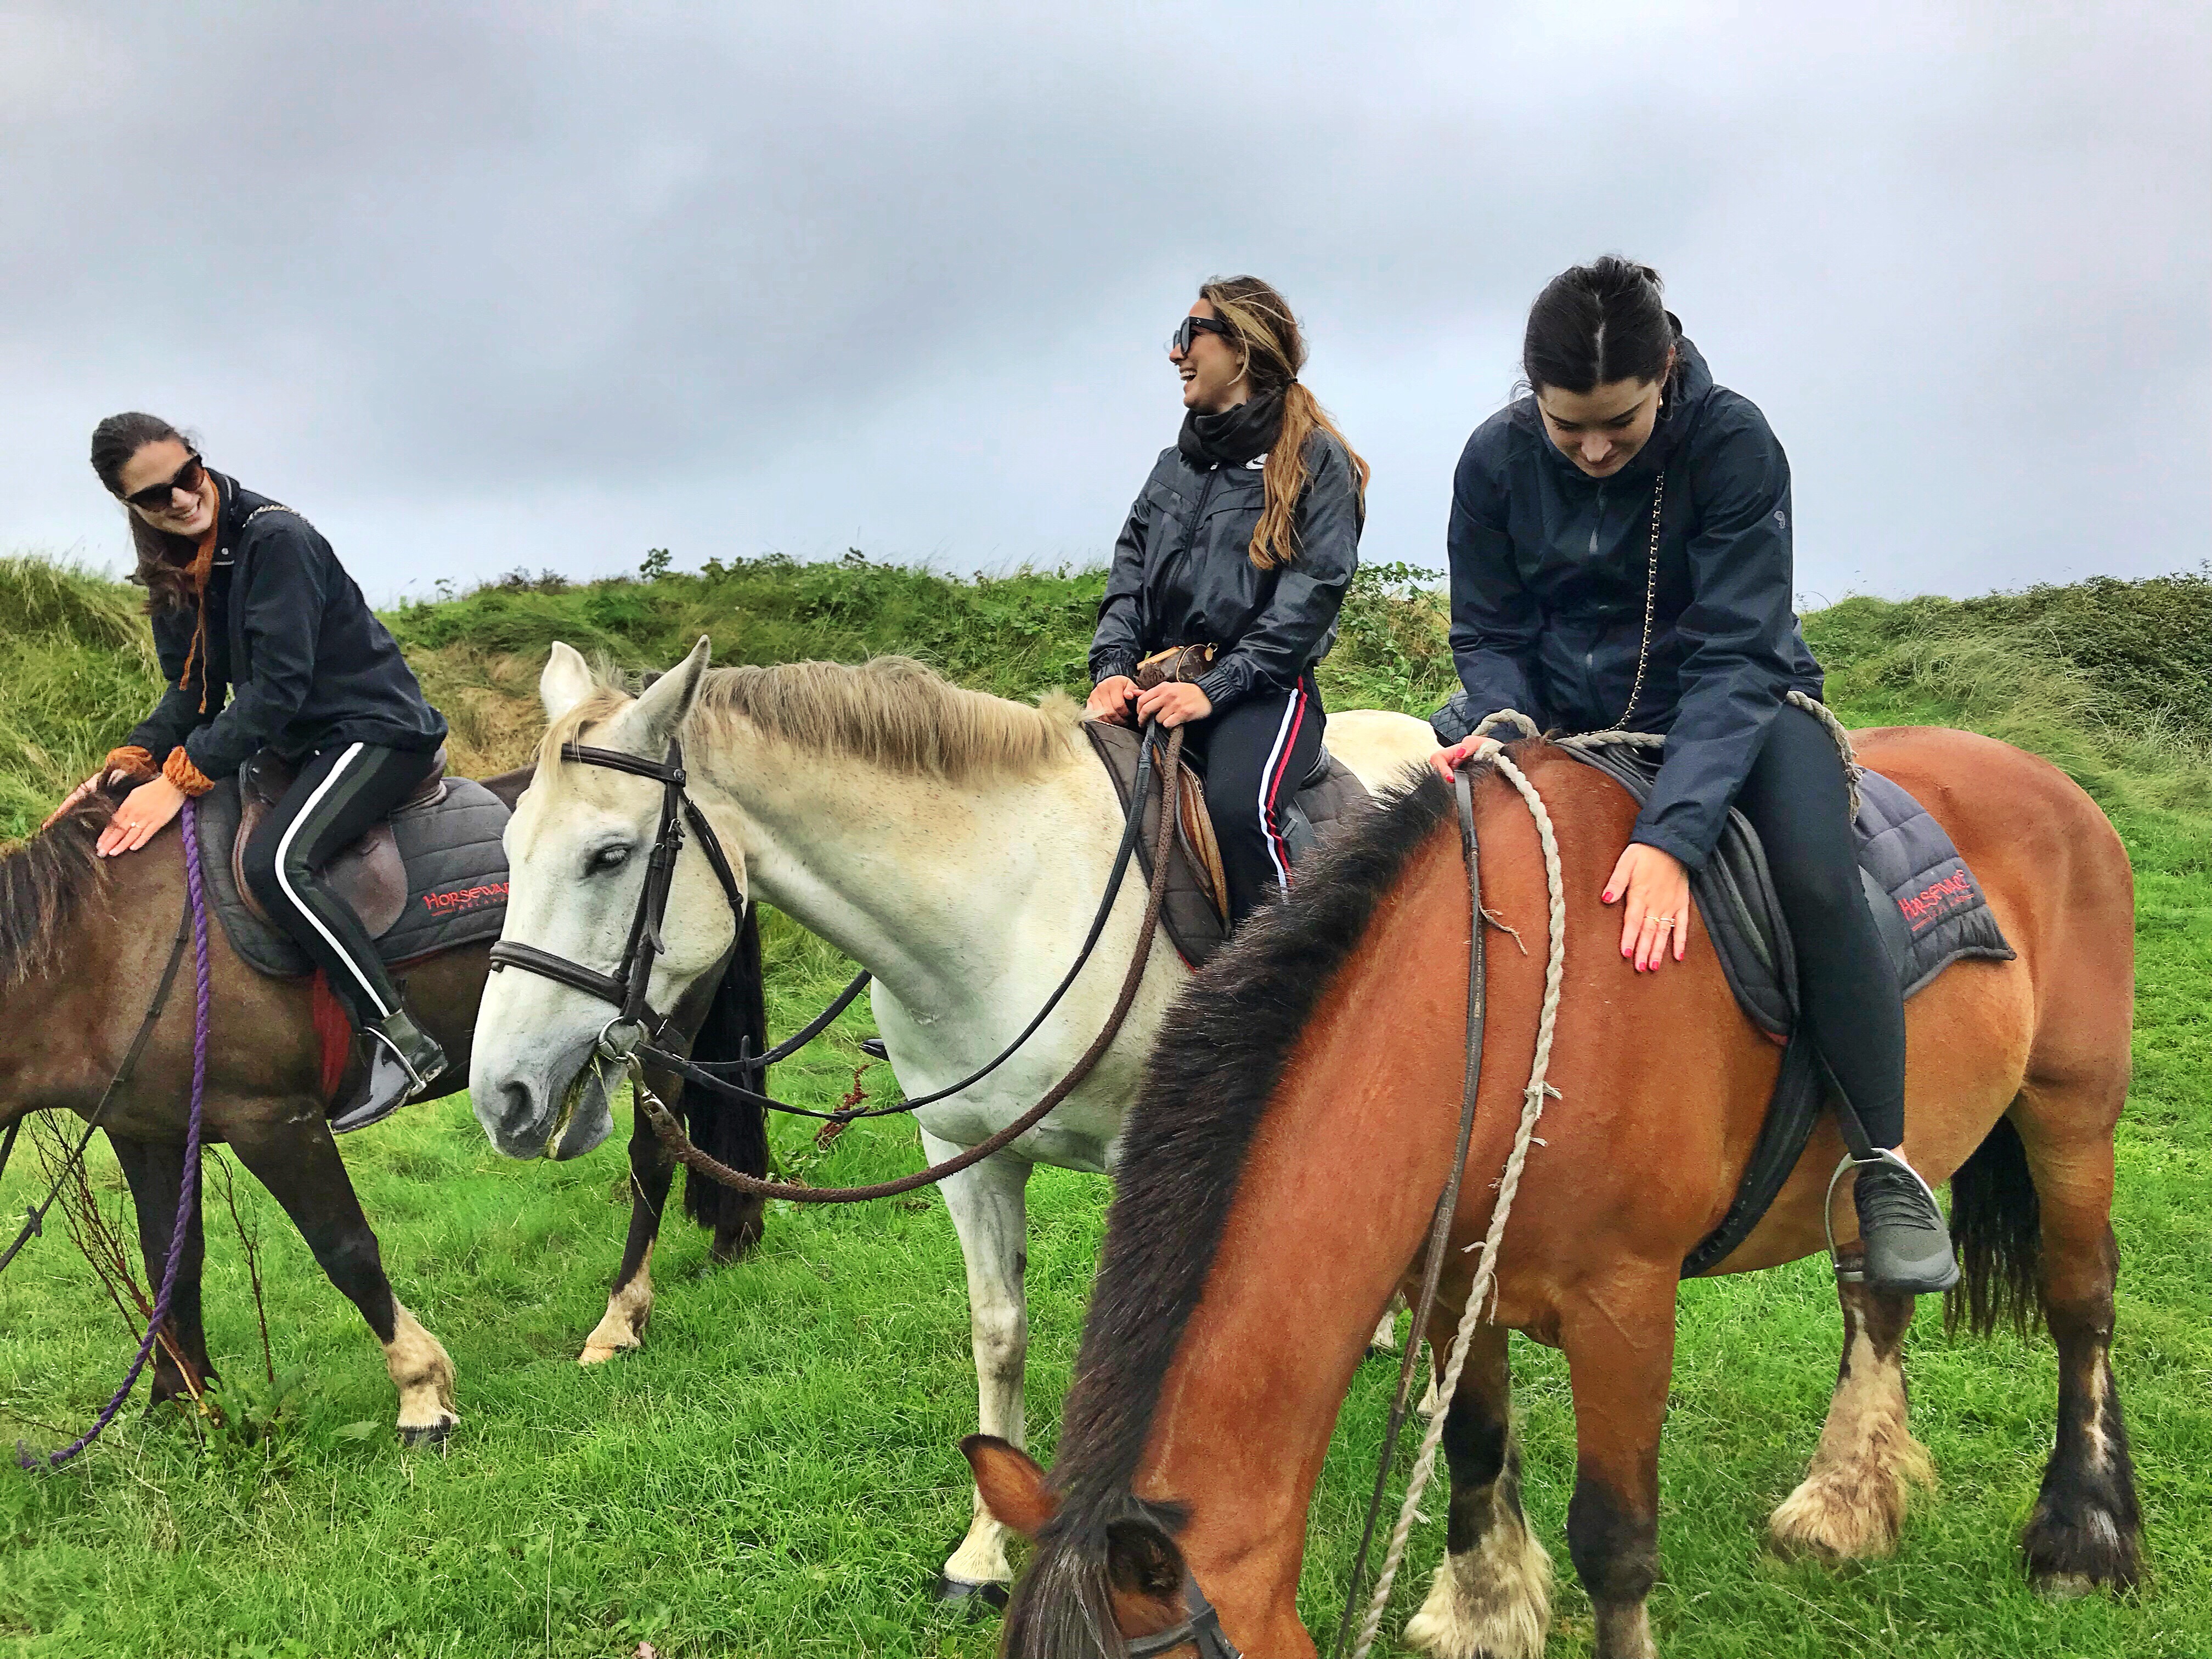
[1162,463,1220,592]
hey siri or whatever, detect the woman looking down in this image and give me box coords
[1431,257,1957,1295]
[1086,276,1368,926]
[69,413,450,1132]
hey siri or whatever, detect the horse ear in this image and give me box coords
[962,1435,1058,1538]
[540,641,597,723]
[619,635,712,756]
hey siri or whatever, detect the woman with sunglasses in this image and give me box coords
[1086,277,1369,927]
[1427,257,1955,1295]
[65,412,451,1131]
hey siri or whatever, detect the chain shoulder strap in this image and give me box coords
[1614,471,1665,727]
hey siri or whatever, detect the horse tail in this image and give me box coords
[1944,1109,2043,1339]
[680,906,772,1232]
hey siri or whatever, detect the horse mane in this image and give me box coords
[1007,769,1460,1656]
[539,656,1080,787]
[0,792,119,990]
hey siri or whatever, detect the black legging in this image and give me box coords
[239,742,441,1031]
[1730,704,1905,1149]
[1180,674,1327,926]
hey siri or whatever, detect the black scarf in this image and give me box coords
[1178,388,1285,469]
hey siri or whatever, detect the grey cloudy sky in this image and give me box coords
[4,2,2205,606]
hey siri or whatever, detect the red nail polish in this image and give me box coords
[1602,890,1615,902]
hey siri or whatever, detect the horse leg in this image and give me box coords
[1561,1281,1675,1659]
[580,1102,678,1365]
[1403,1323,1553,1659]
[929,1133,1033,1602]
[107,1133,213,1404]
[2011,1091,2141,1593]
[224,1109,458,1444]
[1767,1272,1933,1560]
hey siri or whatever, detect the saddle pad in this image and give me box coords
[1082,720,1376,968]
[1562,747,2015,1039]
[1556,743,2015,1277]
[195,774,512,980]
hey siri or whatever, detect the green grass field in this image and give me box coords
[1,556,2207,1657]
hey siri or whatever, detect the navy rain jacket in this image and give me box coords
[1090,430,1363,713]
[127,472,447,781]
[1436,338,1824,871]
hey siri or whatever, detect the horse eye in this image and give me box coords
[589,844,631,873]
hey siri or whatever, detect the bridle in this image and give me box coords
[485,721,1182,1155]
[487,738,745,1059]
[1127,1573,1243,1658]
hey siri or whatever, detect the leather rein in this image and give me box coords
[487,725,1183,1204]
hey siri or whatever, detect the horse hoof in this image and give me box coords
[931,1575,1009,1613]
[578,1343,634,1367]
[399,1416,456,1450]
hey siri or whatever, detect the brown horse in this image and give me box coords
[964,725,2137,1658]
[0,776,768,1442]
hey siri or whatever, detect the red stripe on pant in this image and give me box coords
[1259,681,1310,889]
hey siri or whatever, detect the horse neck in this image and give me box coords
[1073,830,1496,1643]
[0,837,176,1118]
[688,722,1108,1009]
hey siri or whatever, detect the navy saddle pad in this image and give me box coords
[194,773,511,980]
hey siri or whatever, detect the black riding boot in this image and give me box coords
[1852,1149,1960,1294]
[333,1009,449,1135]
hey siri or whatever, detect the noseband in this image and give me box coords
[487,739,745,1053]
[1126,1575,1243,1658]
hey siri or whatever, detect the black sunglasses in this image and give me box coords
[120,452,205,513]
[1166,315,1231,357]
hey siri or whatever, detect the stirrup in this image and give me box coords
[366,1024,434,1095]
[1824,1148,1946,1285]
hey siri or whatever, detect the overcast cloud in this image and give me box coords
[3,2,2205,607]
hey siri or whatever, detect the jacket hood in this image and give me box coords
[1520,333,1716,484]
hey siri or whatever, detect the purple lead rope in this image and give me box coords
[22,800,211,1471]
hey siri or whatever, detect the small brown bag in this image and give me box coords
[1131,644,1217,691]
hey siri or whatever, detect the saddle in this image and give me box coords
[1558,744,2016,1276]
[194,749,512,981]
[1085,645,1375,966]
[229,748,448,936]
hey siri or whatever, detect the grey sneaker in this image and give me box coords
[1853,1152,1960,1295]
[334,1010,448,1135]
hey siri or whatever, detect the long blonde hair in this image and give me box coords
[1198,276,1370,571]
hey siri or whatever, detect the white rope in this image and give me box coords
[1551,689,1863,818]
[1346,693,1859,1655]
[1347,726,1568,1659]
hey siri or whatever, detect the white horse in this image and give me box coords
[469,637,1435,1595]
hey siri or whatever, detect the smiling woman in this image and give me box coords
[1085,277,1372,928]
[77,412,453,1132]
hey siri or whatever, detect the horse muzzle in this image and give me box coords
[474,1037,617,1161]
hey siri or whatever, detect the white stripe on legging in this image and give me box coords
[1256,682,1307,891]
[272,742,392,1019]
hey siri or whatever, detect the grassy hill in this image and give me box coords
[1,551,2207,1658]
[8,550,2209,828]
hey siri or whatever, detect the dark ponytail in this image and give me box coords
[89,411,202,612]
[1521,257,1680,395]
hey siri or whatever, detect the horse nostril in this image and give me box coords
[498,1080,537,1131]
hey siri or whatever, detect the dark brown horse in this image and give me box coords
[965,726,2137,1658]
[0,775,768,1442]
